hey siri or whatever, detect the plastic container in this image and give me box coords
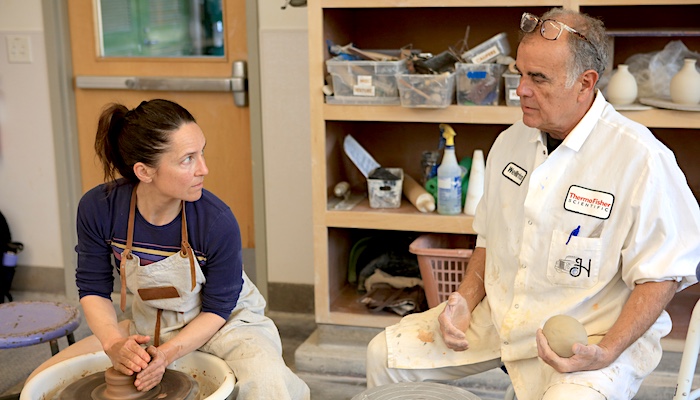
[396,73,455,108]
[326,58,408,103]
[461,32,511,64]
[455,63,506,106]
[409,233,474,308]
[437,124,462,215]
[503,72,521,107]
[367,168,404,208]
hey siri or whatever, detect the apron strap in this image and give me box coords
[154,308,163,347]
[120,185,138,312]
[179,202,196,291]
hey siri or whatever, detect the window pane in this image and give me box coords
[98,0,224,57]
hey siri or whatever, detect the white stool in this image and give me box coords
[674,297,700,400]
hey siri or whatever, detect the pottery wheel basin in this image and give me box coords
[20,351,235,400]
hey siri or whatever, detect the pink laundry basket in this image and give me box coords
[409,233,474,308]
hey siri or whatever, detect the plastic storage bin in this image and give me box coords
[409,233,474,308]
[455,63,506,106]
[396,73,455,108]
[367,168,404,209]
[461,32,511,64]
[326,58,408,104]
[503,72,521,107]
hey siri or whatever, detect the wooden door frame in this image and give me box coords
[42,0,268,300]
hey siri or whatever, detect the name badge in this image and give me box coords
[564,185,614,219]
[502,162,527,186]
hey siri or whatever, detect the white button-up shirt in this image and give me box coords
[473,91,700,361]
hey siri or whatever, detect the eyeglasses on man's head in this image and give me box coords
[520,12,591,44]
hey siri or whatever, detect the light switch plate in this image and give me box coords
[6,35,32,63]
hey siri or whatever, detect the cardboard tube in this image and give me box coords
[403,174,435,213]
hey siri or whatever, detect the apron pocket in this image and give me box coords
[138,286,180,301]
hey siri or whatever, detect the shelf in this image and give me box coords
[324,104,700,129]
[579,0,699,5]
[326,198,475,234]
[617,109,700,129]
[311,0,700,330]
[607,28,700,37]
[324,104,522,125]
[321,0,565,8]
[321,284,402,327]
[320,0,698,8]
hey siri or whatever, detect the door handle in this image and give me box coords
[231,60,247,107]
[75,60,248,107]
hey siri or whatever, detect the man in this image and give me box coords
[365,8,700,400]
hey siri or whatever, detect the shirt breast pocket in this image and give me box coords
[546,230,601,289]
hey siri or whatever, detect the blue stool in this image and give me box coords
[0,301,80,356]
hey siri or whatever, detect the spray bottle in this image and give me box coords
[437,124,462,215]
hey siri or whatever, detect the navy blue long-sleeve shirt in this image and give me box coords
[75,180,243,319]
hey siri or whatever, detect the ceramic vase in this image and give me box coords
[670,58,700,105]
[606,64,638,106]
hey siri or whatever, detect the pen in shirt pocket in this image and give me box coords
[566,225,580,245]
[566,223,603,245]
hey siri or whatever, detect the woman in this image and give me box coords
[28,99,310,399]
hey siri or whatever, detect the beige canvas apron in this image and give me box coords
[117,187,271,347]
[116,188,310,399]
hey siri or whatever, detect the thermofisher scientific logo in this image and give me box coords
[563,185,614,219]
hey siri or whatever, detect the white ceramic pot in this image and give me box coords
[20,351,235,400]
[606,64,638,106]
[670,58,700,105]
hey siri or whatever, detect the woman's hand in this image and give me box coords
[104,334,152,376]
[135,346,169,391]
[438,292,472,351]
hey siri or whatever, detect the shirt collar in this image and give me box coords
[524,89,608,149]
[560,89,607,152]
[527,124,545,144]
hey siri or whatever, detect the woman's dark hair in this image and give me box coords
[94,99,196,183]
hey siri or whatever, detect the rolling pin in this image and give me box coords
[403,174,436,213]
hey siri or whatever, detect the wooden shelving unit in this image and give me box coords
[309,0,700,327]
[324,104,700,129]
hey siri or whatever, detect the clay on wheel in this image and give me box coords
[542,314,587,358]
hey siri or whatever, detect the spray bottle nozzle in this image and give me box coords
[439,123,457,147]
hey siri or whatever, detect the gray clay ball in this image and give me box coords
[542,314,588,358]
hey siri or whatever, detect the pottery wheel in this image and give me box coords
[59,368,199,400]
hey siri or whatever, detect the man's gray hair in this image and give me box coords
[538,8,610,88]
